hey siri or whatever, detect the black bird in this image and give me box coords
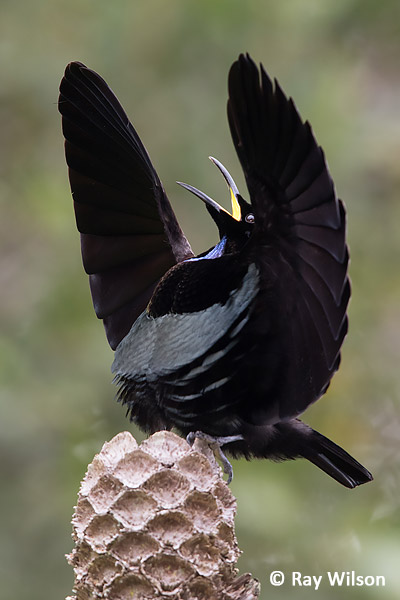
[59,54,372,488]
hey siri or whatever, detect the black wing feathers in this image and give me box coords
[59,62,193,349]
[228,54,349,417]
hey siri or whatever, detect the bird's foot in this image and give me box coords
[186,431,243,484]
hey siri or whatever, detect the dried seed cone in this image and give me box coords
[67,430,259,600]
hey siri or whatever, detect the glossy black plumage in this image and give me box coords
[59,61,193,349]
[59,54,372,488]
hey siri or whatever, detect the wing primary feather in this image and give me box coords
[59,61,193,349]
[228,54,350,419]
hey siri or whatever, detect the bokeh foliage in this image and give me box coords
[0,1,399,598]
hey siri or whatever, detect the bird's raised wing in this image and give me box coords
[228,54,350,418]
[59,62,193,349]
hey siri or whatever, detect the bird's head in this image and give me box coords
[177,157,255,252]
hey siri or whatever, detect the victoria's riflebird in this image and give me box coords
[59,54,372,488]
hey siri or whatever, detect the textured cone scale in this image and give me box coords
[66,431,260,599]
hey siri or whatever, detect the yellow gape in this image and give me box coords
[230,187,241,221]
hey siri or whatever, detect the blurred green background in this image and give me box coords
[1,0,399,598]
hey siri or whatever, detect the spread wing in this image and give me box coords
[228,54,350,418]
[59,62,193,350]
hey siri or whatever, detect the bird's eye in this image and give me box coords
[245,213,255,224]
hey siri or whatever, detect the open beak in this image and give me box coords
[176,157,242,221]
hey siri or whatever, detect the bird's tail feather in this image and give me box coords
[226,420,372,488]
[301,429,373,489]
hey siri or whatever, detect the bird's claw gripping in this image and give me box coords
[186,431,243,484]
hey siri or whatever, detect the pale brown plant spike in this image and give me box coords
[66,431,260,599]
